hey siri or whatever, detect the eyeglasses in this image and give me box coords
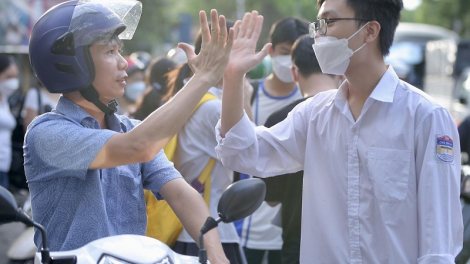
[308,18,370,37]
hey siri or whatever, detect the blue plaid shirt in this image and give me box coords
[24,96,181,251]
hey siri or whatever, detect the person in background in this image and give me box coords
[216,0,463,262]
[131,57,176,120]
[130,51,152,69]
[251,17,308,126]
[117,55,146,115]
[167,45,195,66]
[164,62,194,104]
[458,115,470,162]
[237,16,309,264]
[23,78,60,129]
[163,45,196,107]
[0,54,18,189]
[262,34,339,264]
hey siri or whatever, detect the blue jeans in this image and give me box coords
[0,171,9,189]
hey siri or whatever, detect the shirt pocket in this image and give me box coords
[117,164,141,184]
[367,147,411,203]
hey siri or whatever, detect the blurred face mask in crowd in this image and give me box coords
[0,78,19,98]
[272,55,294,83]
[124,81,146,102]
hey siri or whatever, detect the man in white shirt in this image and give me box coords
[216,1,463,263]
[239,17,308,264]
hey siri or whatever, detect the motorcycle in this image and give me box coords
[0,178,266,264]
[6,193,36,264]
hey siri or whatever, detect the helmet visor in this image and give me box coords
[68,0,142,47]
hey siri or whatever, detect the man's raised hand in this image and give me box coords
[226,11,271,77]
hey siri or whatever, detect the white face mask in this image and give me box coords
[272,55,294,83]
[0,78,19,98]
[312,22,369,75]
[124,81,146,102]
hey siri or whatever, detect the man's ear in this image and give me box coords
[268,45,274,57]
[291,66,299,83]
[365,21,381,44]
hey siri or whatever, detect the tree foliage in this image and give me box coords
[406,0,470,38]
[126,0,470,56]
[123,0,172,55]
[125,0,320,56]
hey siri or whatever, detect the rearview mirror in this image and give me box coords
[217,178,266,223]
[0,186,20,224]
[198,178,266,264]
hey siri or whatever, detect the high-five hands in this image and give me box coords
[226,11,271,77]
[178,10,234,85]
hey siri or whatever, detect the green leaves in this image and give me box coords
[408,0,470,37]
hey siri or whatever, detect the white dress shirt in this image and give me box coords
[215,66,463,263]
[175,87,240,244]
[0,96,15,172]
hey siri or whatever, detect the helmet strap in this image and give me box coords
[80,86,118,115]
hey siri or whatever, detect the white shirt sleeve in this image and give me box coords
[415,107,463,263]
[215,100,311,177]
[24,88,40,112]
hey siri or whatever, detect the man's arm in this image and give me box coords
[220,11,271,137]
[159,178,228,264]
[416,108,463,263]
[91,10,234,169]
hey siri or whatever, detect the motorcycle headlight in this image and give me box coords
[98,255,173,264]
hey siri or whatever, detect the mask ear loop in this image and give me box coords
[348,21,370,54]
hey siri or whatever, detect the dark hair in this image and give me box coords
[0,54,14,74]
[145,57,177,95]
[164,62,193,102]
[269,17,309,49]
[291,35,323,77]
[194,20,235,55]
[132,57,177,120]
[317,0,403,56]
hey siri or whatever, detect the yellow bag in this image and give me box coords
[145,93,217,247]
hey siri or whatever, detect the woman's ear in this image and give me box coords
[365,21,381,44]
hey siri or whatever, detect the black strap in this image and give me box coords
[250,79,260,105]
[80,86,117,115]
[35,86,43,115]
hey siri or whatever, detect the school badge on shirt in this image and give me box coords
[436,135,454,162]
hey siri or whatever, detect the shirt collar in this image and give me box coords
[332,65,399,105]
[368,65,399,103]
[55,96,125,131]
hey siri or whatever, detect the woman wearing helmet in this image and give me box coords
[25,1,266,263]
